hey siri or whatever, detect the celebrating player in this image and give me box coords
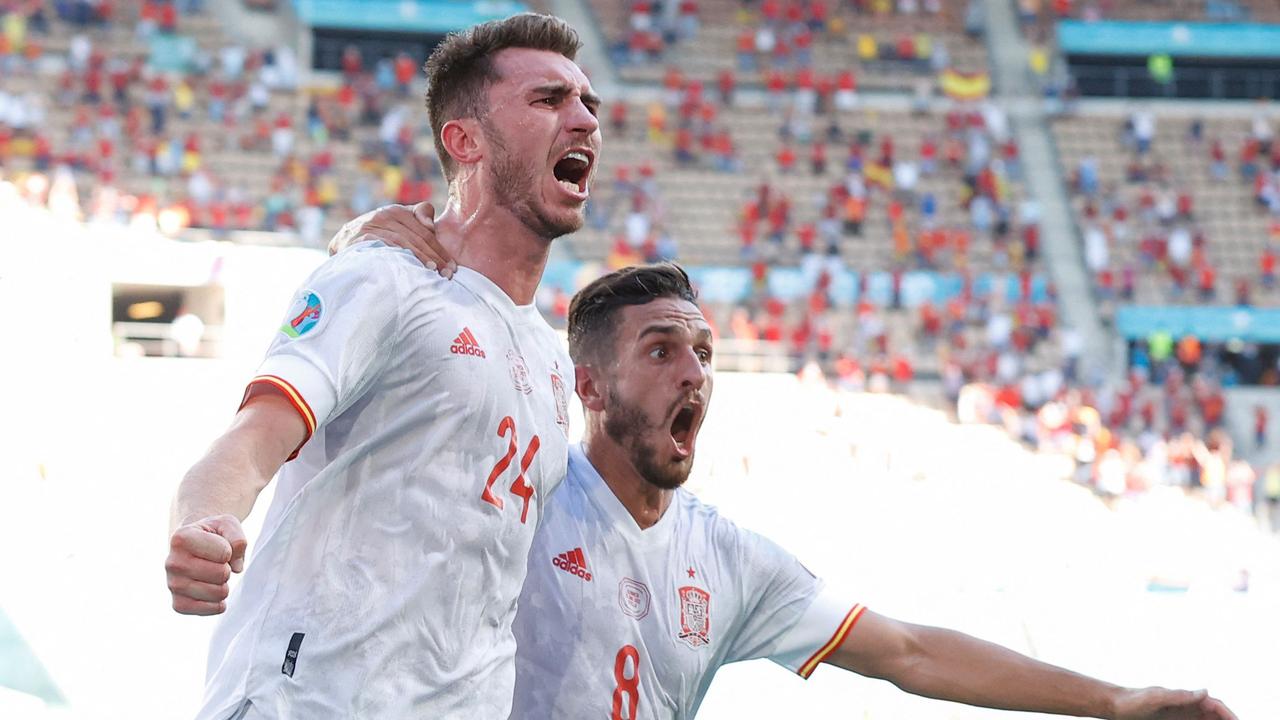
[163,13,600,718]
[331,203,1235,720]
[514,263,1237,720]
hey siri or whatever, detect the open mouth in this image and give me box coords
[669,402,701,458]
[552,148,593,197]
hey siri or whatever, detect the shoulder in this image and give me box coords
[677,490,790,568]
[328,240,423,275]
[677,490,748,550]
[332,242,474,310]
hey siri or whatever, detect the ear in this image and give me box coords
[575,363,606,412]
[440,118,484,169]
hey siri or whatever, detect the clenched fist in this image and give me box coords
[166,514,248,615]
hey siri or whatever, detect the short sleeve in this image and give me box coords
[724,532,865,678]
[239,244,410,458]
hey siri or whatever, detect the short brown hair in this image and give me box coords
[424,13,582,182]
[567,263,698,364]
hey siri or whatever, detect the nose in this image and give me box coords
[567,95,599,136]
[676,347,707,392]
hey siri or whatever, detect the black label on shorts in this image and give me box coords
[281,632,305,677]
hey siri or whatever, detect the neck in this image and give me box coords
[434,194,551,305]
[582,426,672,530]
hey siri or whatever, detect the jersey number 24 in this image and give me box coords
[480,416,540,523]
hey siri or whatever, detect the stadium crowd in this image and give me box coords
[2,0,1276,533]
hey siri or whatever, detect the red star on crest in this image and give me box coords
[686,567,696,578]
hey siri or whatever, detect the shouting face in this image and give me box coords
[601,297,714,489]
[479,47,601,240]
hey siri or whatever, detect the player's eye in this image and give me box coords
[538,97,559,107]
[649,345,667,360]
[696,347,712,364]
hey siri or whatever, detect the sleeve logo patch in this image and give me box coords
[280,290,324,338]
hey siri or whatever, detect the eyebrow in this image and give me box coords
[530,83,601,111]
[637,324,713,344]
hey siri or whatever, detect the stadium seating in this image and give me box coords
[589,0,987,92]
[1052,108,1278,308]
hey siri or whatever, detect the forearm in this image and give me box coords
[892,625,1119,719]
[170,399,301,531]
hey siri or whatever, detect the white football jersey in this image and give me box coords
[198,244,573,720]
[511,445,864,720]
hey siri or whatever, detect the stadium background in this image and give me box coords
[1,0,1278,717]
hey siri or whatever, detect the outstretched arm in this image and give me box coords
[826,609,1236,720]
[166,392,306,615]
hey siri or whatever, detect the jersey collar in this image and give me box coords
[569,444,679,545]
[451,266,544,325]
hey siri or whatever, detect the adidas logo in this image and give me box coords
[552,547,593,582]
[450,327,486,358]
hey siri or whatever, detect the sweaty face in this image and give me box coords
[600,298,714,490]
[481,48,601,240]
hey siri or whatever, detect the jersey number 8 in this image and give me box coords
[612,644,640,720]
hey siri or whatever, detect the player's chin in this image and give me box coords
[541,203,586,238]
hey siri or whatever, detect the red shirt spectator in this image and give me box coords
[810,141,826,174]
[892,355,914,384]
[797,222,817,252]
[776,144,797,172]
[795,67,815,90]
[337,82,356,108]
[920,136,937,162]
[837,70,857,92]
[1261,246,1277,283]
[887,199,904,224]
[793,28,814,56]
[159,2,177,32]
[1235,277,1252,306]
[771,36,791,64]
[810,0,829,26]
[717,69,735,104]
[394,53,416,87]
[896,35,916,60]
[663,66,684,95]
[1199,265,1216,295]
[765,69,788,96]
[1177,191,1194,218]
[341,46,363,79]
[920,301,942,336]
[785,1,805,24]
[879,135,895,165]
[1098,268,1114,293]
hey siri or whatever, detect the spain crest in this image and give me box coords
[551,370,570,433]
[676,586,711,648]
[508,349,533,394]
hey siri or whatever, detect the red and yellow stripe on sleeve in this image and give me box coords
[240,375,316,460]
[798,604,866,679]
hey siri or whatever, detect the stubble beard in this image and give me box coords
[484,118,584,240]
[603,386,692,491]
